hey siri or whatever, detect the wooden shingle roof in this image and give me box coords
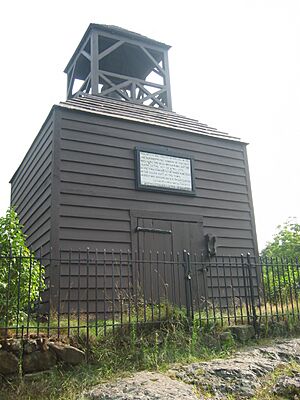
[59,94,241,142]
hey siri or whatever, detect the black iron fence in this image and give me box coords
[1,249,300,340]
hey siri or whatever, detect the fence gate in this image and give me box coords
[185,253,261,332]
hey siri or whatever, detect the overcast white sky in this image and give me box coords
[0,0,299,251]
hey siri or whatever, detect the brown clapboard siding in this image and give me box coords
[61,127,244,161]
[60,184,251,211]
[204,217,252,230]
[60,192,252,220]
[10,112,54,253]
[25,220,51,246]
[60,113,243,152]
[12,160,52,210]
[56,106,258,258]
[60,134,245,170]
[197,171,247,185]
[21,197,51,228]
[60,137,245,168]
[212,247,254,257]
[60,217,130,231]
[60,228,130,243]
[60,205,130,221]
[196,179,248,194]
[14,176,52,219]
[16,184,52,223]
[60,239,132,251]
[61,159,247,186]
[61,171,135,190]
[60,174,249,200]
[10,98,258,312]
[11,124,53,199]
[60,175,250,204]
[60,153,245,177]
[61,160,133,179]
[11,150,52,207]
[29,229,51,250]
[217,237,254,248]
[23,214,51,239]
[204,227,253,239]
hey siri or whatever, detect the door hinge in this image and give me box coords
[136,226,172,234]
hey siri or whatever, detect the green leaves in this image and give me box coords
[0,207,45,324]
[261,218,300,259]
[261,219,300,305]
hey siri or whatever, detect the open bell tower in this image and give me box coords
[64,24,172,110]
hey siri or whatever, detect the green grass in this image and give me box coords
[1,318,238,400]
[2,319,300,400]
[2,301,300,400]
[252,361,300,400]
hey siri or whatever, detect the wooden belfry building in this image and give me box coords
[10,24,259,261]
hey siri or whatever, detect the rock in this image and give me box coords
[0,328,8,338]
[268,321,287,335]
[24,340,38,354]
[23,349,56,373]
[169,338,300,399]
[202,333,220,348]
[76,338,300,400]
[48,342,85,365]
[23,370,53,382]
[36,337,49,352]
[228,325,255,342]
[219,332,233,343]
[81,371,200,399]
[0,350,19,375]
[2,338,21,354]
[273,373,300,396]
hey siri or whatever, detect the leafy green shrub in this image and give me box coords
[261,219,300,304]
[261,219,300,259]
[0,208,44,325]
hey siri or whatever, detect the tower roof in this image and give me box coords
[64,24,171,73]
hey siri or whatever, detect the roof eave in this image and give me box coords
[57,101,244,143]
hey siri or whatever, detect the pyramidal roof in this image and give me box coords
[59,94,241,142]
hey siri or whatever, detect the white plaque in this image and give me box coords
[138,151,193,192]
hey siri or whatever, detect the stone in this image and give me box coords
[48,342,85,365]
[2,338,21,354]
[36,337,49,352]
[0,350,19,375]
[23,349,56,373]
[273,374,300,397]
[169,338,300,399]
[23,370,53,382]
[219,332,233,343]
[268,321,287,335]
[228,325,255,342]
[77,339,300,400]
[24,340,38,354]
[81,371,200,399]
[202,333,220,348]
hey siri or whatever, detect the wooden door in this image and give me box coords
[131,211,205,307]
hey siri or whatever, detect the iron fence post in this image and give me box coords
[247,253,259,336]
[241,254,250,325]
[183,250,193,327]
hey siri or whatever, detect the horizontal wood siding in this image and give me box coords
[58,109,258,256]
[10,115,54,254]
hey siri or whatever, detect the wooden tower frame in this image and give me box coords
[64,24,172,110]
